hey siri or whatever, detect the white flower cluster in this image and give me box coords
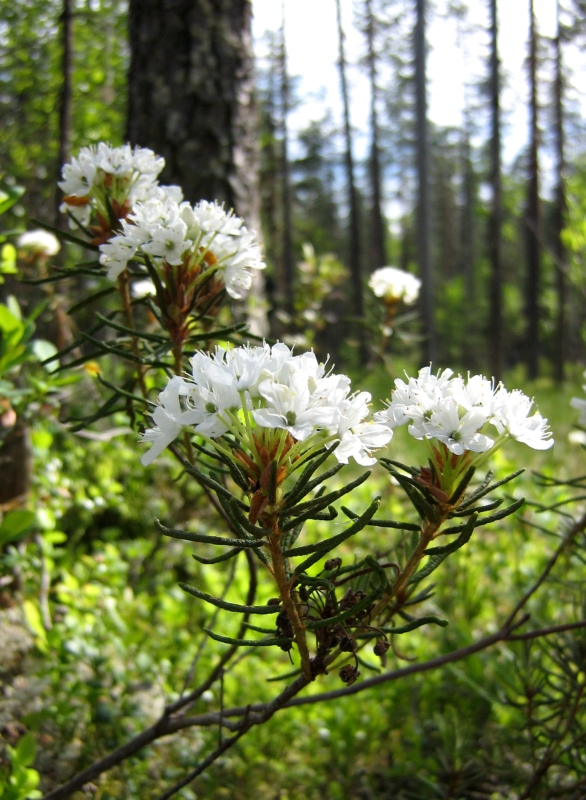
[368,266,421,305]
[99,198,265,298]
[141,343,393,467]
[375,367,553,454]
[570,372,586,425]
[58,143,182,228]
[18,230,61,257]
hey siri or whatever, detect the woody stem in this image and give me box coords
[269,526,313,682]
[117,271,147,397]
[370,516,443,619]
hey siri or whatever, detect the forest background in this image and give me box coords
[2,0,586,798]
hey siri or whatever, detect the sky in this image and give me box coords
[252,0,586,201]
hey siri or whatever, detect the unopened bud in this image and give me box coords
[373,639,390,657]
[325,558,342,571]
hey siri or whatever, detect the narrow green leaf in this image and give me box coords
[293,497,381,575]
[30,217,99,250]
[341,505,420,531]
[67,287,117,315]
[460,469,524,509]
[157,520,262,548]
[179,583,281,614]
[203,628,291,647]
[192,548,242,565]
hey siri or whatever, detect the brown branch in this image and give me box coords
[41,549,257,800]
[154,675,309,800]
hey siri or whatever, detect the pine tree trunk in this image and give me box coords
[55,0,73,227]
[127,0,259,228]
[553,1,566,383]
[415,0,434,364]
[279,21,294,314]
[460,124,475,297]
[336,0,365,355]
[525,0,541,379]
[365,0,386,270]
[488,0,503,380]
[127,0,264,332]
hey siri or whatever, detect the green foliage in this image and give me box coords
[0,734,42,800]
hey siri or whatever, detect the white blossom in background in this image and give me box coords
[368,266,421,305]
[141,343,392,467]
[18,230,61,257]
[570,372,586,425]
[99,197,265,299]
[58,143,182,231]
[375,366,553,458]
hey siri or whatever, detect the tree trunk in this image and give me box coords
[460,122,475,297]
[127,0,264,333]
[127,0,260,232]
[279,17,294,314]
[488,0,503,380]
[55,0,73,228]
[553,0,566,383]
[365,0,386,270]
[415,0,434,364]
[336,0,365,356]
[525,0,541,379]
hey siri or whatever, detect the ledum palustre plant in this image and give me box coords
[26,143,574,800]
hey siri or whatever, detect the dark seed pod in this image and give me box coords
[279,640,293,652]
[373,639,390,657]
[339,664,360,686]
[339,636,357,653]
[325,557,342,571]
[298,585,309,602]
[268,598,282,606]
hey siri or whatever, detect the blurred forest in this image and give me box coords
[3,1,586,799]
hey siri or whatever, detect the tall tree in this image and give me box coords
[414,0,434,363]
[488,0,504,379]
[335,0,365,341]
[127,0,259,228]
[362,0,387,270]
[552,0,567,382]
[55,0,73,227]
[279,11,295,313]
[525,0,541,379]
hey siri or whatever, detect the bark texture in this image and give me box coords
[55,0,73,228]
[127,0,259,226]
[553,3,566,382]
[525,0,541,379]
[127,0,264,331]
[488,0,503,380]
[336,0,364,330]
[365,0,386,271]
[415,0,434,364]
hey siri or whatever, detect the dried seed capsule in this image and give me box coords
[325,557,342,570]
[339,664,360,685]
[373,639,390,657]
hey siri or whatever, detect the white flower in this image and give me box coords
[368,266,421,305]
[492,389,553,450]
[376,366,553,454]
[131,278,156,298]
[141,219,190,265]
[424,398,493,455]
[141,377,201,466]
[143,343,390,467]
[18,230,61,257]
[335,392,393,466]
[253,372,337,441]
